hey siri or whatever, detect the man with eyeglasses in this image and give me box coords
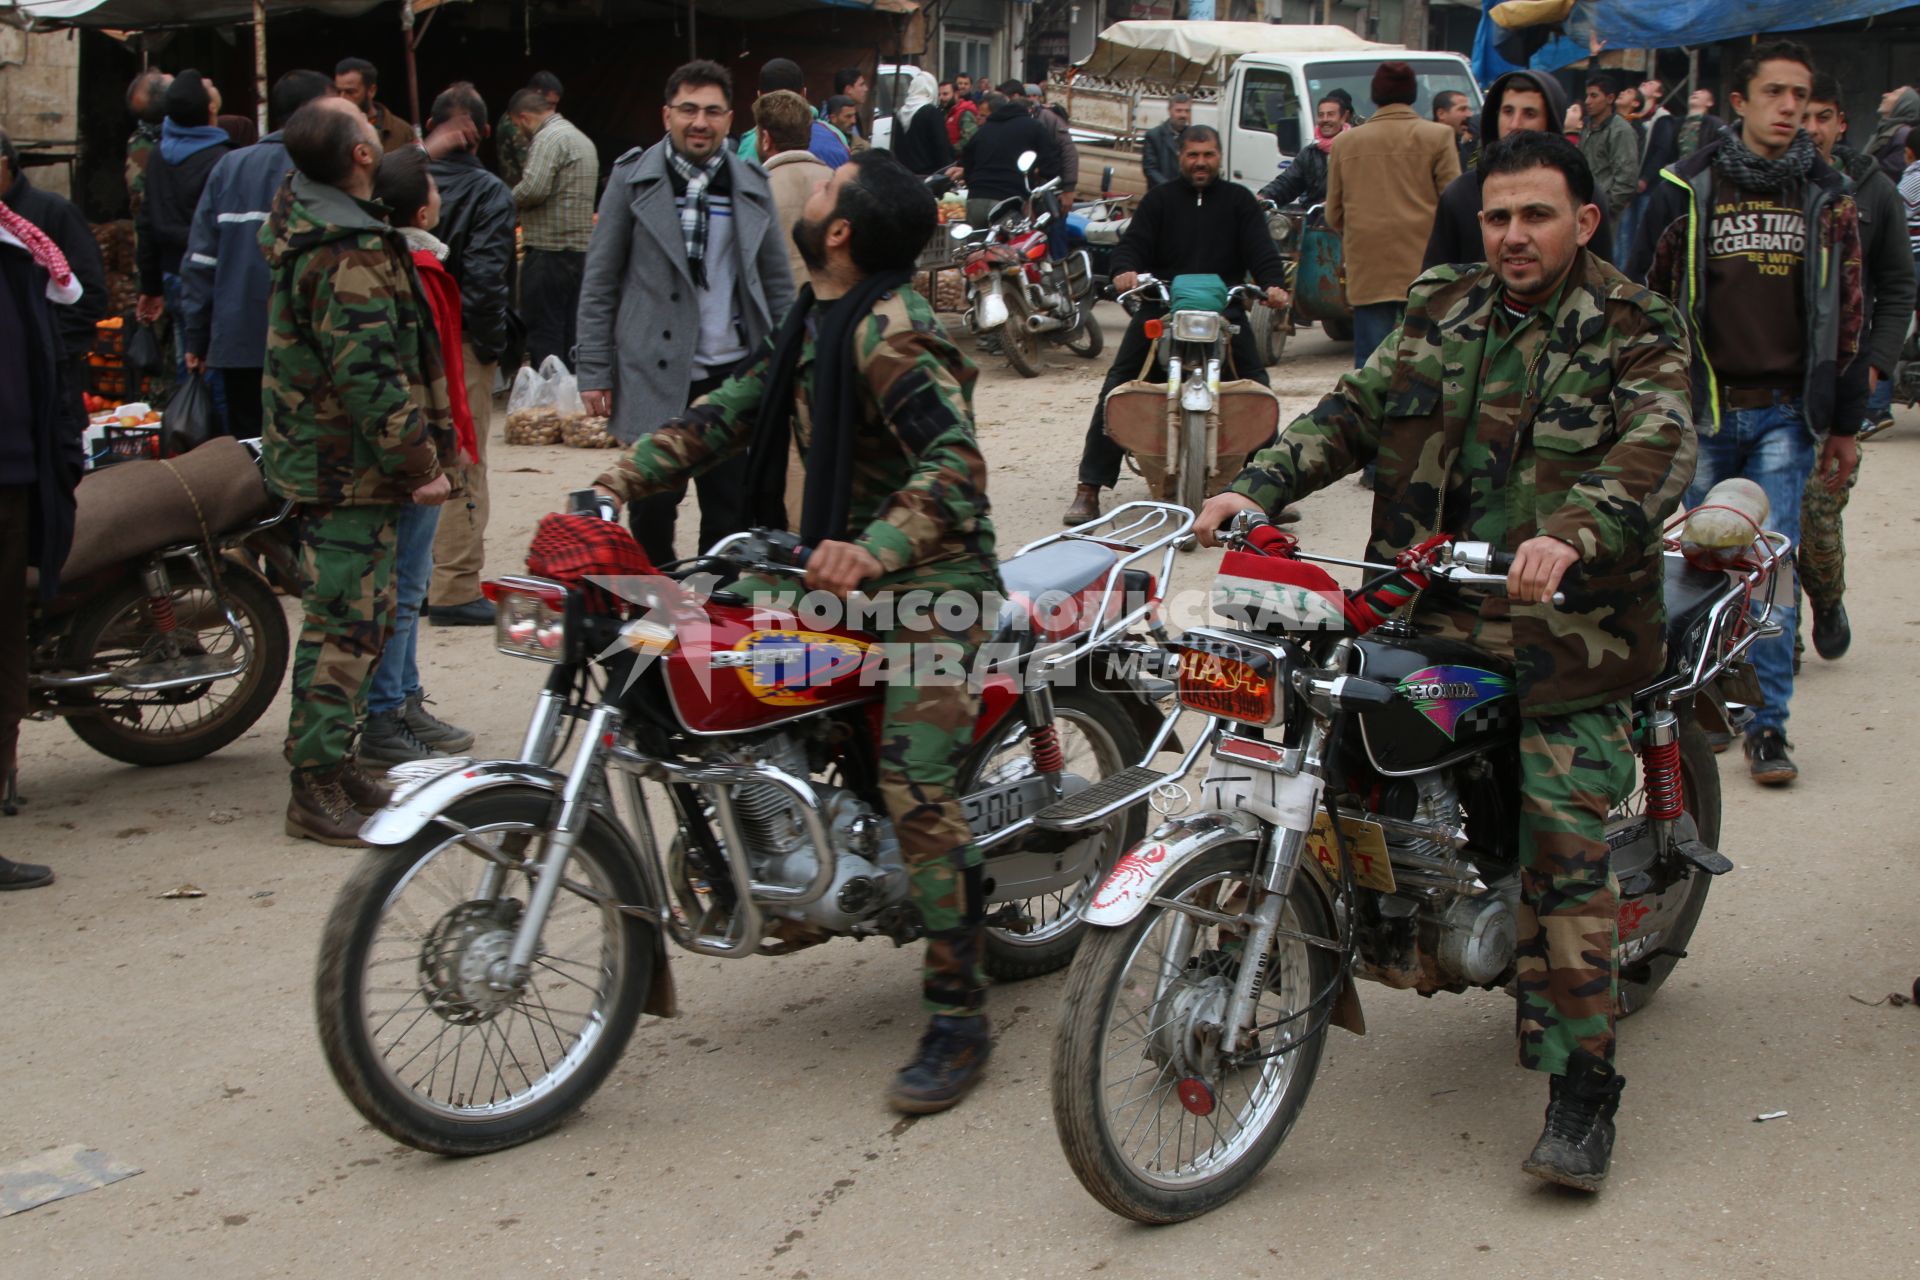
[577,60,795,565]
[509,85,598,370]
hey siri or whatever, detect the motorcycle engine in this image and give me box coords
[1373,772,1518,990]
[710,734,907,932]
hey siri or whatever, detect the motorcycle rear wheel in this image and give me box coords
[1052,844,1336,1223]
[1618,717,1720,1015]
[965,686,1145,981]
[1003,289,1044,378]
[60,561,289,766]
[315,789,654,1155]
[1064,304,1105,359]
[1318,315,1354,343]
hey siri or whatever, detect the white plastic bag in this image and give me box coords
[504,358,567,445]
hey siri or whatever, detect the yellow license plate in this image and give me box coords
[1305,812,1395,893]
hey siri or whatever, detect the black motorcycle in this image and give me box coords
[24,438,293,775]
[1048,512,1785,1223]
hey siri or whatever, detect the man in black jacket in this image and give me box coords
[1140,94,1190,189]
[423,83,517,627]
[135,69,232,387]
[952,92,1057,219]
[1424,70,1613,270]
[1259,94,1344,207]
[0,131,107,440]
[1065,126,1289,523]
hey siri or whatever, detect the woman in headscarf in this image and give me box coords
[890,70,953,176]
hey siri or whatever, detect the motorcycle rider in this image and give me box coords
[1258,95,1346,209]
[1196,132,1696,1192]
[1065,125,1290,525]
[589,150,1005,1114]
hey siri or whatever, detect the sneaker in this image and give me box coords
[403,691,476,753]
[1062,484,1101,526]
[1858,413,1895,442]
[1521,1049,1625,1192]
[428,599,495,627]
[1744,727,1798,786]
[359,710,449,767]
[1811,602,1851,661]
[885,1015,992,1114]
[286,769,368,846]
[339,758,395,813]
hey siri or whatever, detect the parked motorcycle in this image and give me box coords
[953,150,1102,378]
[24,437,293,773]
[314,501,1193,1154]
[1100,275,1281,527]
[1049,512,1780,1222]
[1261,200,1353,352]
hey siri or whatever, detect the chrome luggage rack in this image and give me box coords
[1653,521,1793,701]
[1009,499,1194,676]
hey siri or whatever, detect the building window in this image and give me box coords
[942,29,993,85]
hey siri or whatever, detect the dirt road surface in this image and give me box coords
[5,311,1916,1279]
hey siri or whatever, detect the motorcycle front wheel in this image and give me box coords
[1052,843,1336,1223]
[60,560,289,766]
[315,788,654,1155]
[1064,304,1105,359]
[1175,407,1210,521]
[1002,287,1044,378]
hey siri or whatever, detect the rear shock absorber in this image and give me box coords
[1027,723,1066,776]
[142,564,179,634]
[1642,707,1685,822]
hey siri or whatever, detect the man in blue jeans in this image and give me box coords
[1639,41,1868,786]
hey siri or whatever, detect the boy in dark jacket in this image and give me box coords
[135,70,231,386]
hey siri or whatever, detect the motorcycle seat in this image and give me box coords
[994,540,1121,643]
[1663,555,1733,652]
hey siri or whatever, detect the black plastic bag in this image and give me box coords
[126,319,167,374]
[161,372,217,456]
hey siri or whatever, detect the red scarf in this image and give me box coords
[1313,122,1350,155]
[0,198,76,298]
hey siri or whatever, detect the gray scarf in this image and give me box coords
[1712,127,1816,193]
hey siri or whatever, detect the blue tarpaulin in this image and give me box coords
[1471,0,1598,86]
[1588,0,1907,48]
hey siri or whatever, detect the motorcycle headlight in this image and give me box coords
[1268,214,1294,245]
[1171,310,1223,343]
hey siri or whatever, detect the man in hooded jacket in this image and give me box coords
[1868,85,1920,182]
[1425,70,1614,271]
[136,70,232,387]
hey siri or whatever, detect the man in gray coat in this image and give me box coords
[1579,71,1639,218]
[577,59,795,564]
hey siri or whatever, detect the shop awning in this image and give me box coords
[1,0,390,29]
[1588,0,1910,47]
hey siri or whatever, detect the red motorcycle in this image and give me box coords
[315,501,1192,1154]
[954,151,1102,378]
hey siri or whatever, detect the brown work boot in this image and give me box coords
[339,758,395,813]
[1063,484,1101,525]
[286,768,369,847]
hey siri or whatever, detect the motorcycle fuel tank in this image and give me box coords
[662,598,881,735]
[1350,630,1518,776]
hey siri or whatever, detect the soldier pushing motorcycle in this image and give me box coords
[1197,131,1697,1191]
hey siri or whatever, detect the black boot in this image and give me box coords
[886,1015,992,1114]
[1522,1049,1624,1192]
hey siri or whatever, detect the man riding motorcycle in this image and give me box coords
[1066,124,1290,525]
[1196,132,1696,1192]
[589,150,1004,1114]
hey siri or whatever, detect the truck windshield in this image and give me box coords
[1304,60,1482,125]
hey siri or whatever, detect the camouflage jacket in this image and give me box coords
[1230,251,1697,714]
[259,173,454,506]
[594,286,999,587]
[125,124,158,217]
[494,112,529,187]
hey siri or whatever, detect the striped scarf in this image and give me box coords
[0,198,78,303]
[667,148,723,288]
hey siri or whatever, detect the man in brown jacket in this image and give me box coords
[1325,61,1462,366]
[756,90,831,283]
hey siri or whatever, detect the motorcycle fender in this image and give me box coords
[978,282,1010,330]
[358,759,566,847]
[1081,808,1365,1035]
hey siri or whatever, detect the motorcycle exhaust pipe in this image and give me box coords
[1024,312,1067,334]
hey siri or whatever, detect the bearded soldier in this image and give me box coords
[1198,132,1696,1192]
[590,149,1003,1114]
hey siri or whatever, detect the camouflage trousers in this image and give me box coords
[1797,456,1858,613]
[748,570,998,1018]
[1515,701,1635,1076]
[286,504,399,774]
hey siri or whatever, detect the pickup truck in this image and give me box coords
[1053,21,1481,200]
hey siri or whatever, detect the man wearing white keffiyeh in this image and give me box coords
[576,59,795,566]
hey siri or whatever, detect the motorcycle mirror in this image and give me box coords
[948,222,974,240]
[1017,150,1037,173]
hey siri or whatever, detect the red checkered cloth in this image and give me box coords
[526,513,656,613]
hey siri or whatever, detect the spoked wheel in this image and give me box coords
[965,687,1146,981]
[1003,288,1044,378]
[1174,406,1210,542]
[1065,303,1105,358]
[1616,717,1721,1015]
[60,561,289,766]
[1052,844,1337,1223]
[315,789,655,1155]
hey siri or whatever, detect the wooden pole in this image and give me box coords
[253,0,269,134]
[401,0,421,131]
[1401,0,1428,50]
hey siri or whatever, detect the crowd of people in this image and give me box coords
[0,30,1915,1166]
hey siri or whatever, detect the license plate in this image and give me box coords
[1305,812,1395,893]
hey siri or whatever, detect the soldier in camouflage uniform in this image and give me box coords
[592,151,1004,1114]
[1200,133,1696,1192]
[261,98,456,845]
[124,71,171,218]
